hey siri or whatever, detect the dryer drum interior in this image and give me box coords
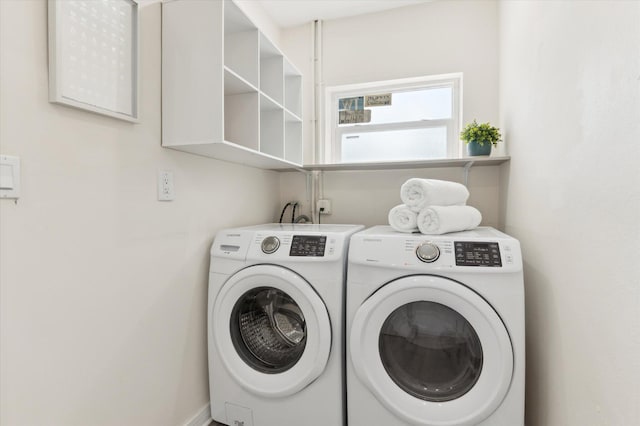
[379,301,483,402]
[231,287,307,373]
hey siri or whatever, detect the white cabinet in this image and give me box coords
[162,0,303,169]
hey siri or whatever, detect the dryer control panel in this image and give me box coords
[348,226,522,272]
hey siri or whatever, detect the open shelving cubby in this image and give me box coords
[285,111,303,165]
[260,34,284,106]
[162,0,303,170]
[283,60,303,165]
[260,94,284,158]
[224,4,258,88]
[284,60,302,118]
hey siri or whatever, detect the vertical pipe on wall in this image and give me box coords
[313,19,323,164]
[311,170,321,224]
[311,20,324,222]
[307,170,315,222]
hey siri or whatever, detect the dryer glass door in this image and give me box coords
[350,275,513,426]
[379,301,483,402]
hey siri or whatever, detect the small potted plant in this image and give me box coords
[460,119,502,156]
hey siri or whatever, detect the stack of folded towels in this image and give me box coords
[388,178,482,235]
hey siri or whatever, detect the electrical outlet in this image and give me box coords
[318,199,331,215]
[158,170,175,201]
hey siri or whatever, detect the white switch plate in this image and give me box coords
[157,170,175,201]
[0,155,20,200]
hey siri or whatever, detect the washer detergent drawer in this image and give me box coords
[211,231,252,260]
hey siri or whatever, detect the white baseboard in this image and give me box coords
[183,403,212,426]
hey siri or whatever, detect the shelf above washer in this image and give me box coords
[302,156,510,171]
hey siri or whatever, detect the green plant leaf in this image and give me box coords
[460,119,502,146]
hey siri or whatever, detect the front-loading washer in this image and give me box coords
[208,223,363,426]
[347,226,524,426]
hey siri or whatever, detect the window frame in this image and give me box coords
[323,73,462,164]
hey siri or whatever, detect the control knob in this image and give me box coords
[261,236,280,254]
[416,242,440,263]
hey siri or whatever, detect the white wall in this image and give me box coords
[0,2,281,425]
[499,1,640,425]
[279,0,502,228]
[279,166,501,228]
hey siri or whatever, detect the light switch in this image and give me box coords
[0,164,14,189]
[0,155,20,199]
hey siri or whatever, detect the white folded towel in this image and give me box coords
[417,205,482,235]
[400,179,470,212]
[388,204,419,233]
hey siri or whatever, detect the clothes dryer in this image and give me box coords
[208,223,363,426]
[347,226,525,426]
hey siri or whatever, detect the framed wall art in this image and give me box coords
[48,0,139,122]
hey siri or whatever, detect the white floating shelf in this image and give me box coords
[165,140,303,170]
[303,156,511,171]
[224,67,258,95]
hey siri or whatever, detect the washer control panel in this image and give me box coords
[290,235,327,257]
[454,241,502,267]
[213,224,363,262]
[250,232,339,259]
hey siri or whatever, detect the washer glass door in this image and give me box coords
[350,275,513,426]
[231,286,307,374]
[213,265,331,398]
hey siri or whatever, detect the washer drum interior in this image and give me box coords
[231,287,307,373]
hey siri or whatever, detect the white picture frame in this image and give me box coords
[48,0,139,123]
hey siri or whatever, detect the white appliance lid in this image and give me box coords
[227,223,364,235]
[355,225,515,241]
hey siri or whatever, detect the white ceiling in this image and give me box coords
[257,0,433,28]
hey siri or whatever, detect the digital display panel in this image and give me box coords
[290,235,327,257]
[455,241,502,267]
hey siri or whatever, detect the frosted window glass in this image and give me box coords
[341,127,447,163]
[339,87,452,127]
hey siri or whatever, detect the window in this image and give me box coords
[324,74,461,163]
